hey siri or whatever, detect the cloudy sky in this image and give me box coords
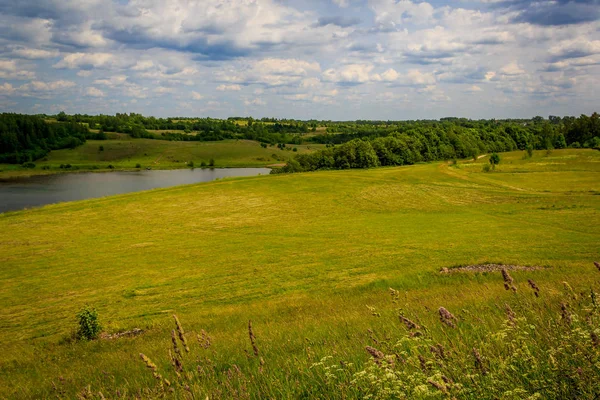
[0,0,599,120]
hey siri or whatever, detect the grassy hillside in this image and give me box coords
[0,138,323,178]
[0,149,599,398]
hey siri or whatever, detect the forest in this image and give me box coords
[1,112,598,167]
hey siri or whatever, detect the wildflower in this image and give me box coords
[528,279,540,297]
[365,346,385,366]
[473,348,487,375]
[173,315,189,352]
[248,320,259,357]
[502,268,517,292]
[439,307,456,328]
[399,315,420,330]
[561,303,572,324]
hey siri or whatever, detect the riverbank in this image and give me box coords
[0,138,316,180]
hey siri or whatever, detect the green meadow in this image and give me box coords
[0,138,323,178]
[0,149,599,398]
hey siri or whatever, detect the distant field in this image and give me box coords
[0,149,599,398]
[0,139,324,178]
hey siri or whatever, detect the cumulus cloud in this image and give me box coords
[217,84,242,91]
[86,87,105,97]
[0,0,598,118]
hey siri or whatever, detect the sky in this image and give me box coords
[0,0,599,120]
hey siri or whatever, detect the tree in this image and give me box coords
[489,153,500,170]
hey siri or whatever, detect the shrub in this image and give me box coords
[482,163,491,173]
[200,161,207,167]
[135,163,141,169]
[209,158,215,167]
[76,306,102,340]
[189,161,194,168]
[293,147,298,152]
[99,145,104,152]
[21,162,36,169]
[41,165,50,170]
[526,144,533,158]
[489,152,500,170]
[108,164,114,169]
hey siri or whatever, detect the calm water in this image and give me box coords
[0,168,270,213]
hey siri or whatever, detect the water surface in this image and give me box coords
[0,168,269,213]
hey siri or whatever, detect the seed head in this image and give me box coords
[527,279,540,297]
[399,315,420,330]
[439,307,456,328]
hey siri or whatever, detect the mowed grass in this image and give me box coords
[0,149,599,398]
[0,138,323,178]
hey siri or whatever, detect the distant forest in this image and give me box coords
[1,112,598,167]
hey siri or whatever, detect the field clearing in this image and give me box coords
[0,149,599,397]
[0,139,324,178]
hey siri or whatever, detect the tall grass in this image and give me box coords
[71,264,599,399]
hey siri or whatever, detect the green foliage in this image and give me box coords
[482,163,491,173]
[0,113,89,163]
[188,161,194,168]
[209,158,215,167]
[99,145,104,152]
[20,162,35,169]
[76,306,102,340]
[135,163,141,169]
[489,153,500,170]
[526,144,534,158]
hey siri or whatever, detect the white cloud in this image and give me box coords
[86,87,105,97]
[21,80,76,91]
[191,91,204,100]
[323,64,375,84]
[0,83,16,96]
[11,47,59,59]
[500,62,526,76]
[54,53,115,69]
[217,84,242,91]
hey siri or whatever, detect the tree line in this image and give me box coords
[274,113,600,173]
[0,114,92,164]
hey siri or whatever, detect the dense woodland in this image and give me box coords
[1,112,599,167]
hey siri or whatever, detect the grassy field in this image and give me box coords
[0,139,323,179]
[0,149,599,398]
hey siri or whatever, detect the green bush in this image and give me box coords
[135,163,141,169]
[209,158,215,167]
[189,161,194,168]
[482,164,491,173]
[76,306,102,340]
[21,162,36,169]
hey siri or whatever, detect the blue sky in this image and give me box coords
[0,0,599,120]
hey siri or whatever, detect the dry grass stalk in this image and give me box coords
[504,303,516,325]
[173,315,190,353]
[427,379,448,394]
[594,261,600,272]
[140,353,164,381]
[171,330,181,356]
[502,268,517,292]
[430,343,446,360]
[472,347,487,375]
[561,303,572,324]
[248,320,259,357]
[197,329,211,349]
[419,355,429,372]
[591,331,599,348]
[438,307,456,328]
[365,346,385,365]
[528,279,540,297]
[399,315,420,330]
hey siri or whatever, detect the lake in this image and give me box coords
[0,168,270,213]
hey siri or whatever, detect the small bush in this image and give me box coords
[135,163,141,169]
[209,158,215,167]
[293,147,298,152]
[76,306,102,340]
[99,145,104,152]
[41,165,50,170]
[200,161,207,167]
[482,164,491,173]
[189,161,194,168]
[21,162,36,169]
[108,164,114,169]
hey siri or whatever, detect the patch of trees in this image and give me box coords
[274,113,600,173]
[0,113,90,163]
